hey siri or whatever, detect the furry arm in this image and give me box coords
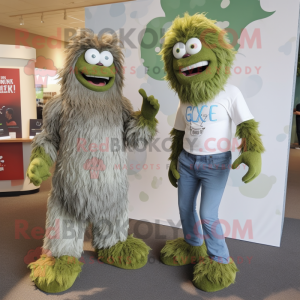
[123,89,159,149]
[168,128,185,188]
[232,119,265,183]
[27,96,62,186]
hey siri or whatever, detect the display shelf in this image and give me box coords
[0,138,33,143]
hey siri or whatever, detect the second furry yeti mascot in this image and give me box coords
[26,29,160,293]
[160,13,265,292]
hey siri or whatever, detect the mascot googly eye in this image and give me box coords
[84,48,101,65]
[100,51,114,67]
[173,42,186,59]
[186,38,202,55]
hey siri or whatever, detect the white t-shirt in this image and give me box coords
[173,84,254,155]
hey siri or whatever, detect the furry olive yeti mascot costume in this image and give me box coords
[159,13,265,292]
[26,29,159,293]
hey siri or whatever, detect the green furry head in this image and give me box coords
[160,13,236,105]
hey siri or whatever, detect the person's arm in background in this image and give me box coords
[293,108,300,115]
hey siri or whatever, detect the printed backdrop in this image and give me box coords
[86,0,300,247]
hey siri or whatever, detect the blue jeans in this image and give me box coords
[177,149,232,264]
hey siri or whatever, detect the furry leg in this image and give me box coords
[92,209,129,249]
[42,194,88,259]
[28,194,87,293]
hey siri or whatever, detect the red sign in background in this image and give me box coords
[0,68,24,180]
[0,68,22,137]
[0,143,24,180]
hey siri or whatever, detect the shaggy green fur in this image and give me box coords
[27,146,53,186]
[28,255,83,293]
[169,160,180,187]
[97,234,151,269]
[160,13,236,104]
[193,257,238,292]
[168,128,184,187]
[160,238,207,266]
[235,119,265,153]
[169,129,184,161]
[133,110,158,137]
[139,88,160,121]
[232,119,265,183]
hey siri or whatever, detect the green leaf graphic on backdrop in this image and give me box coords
[141,0,275,81]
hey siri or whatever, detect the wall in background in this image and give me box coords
[0,25,67,70]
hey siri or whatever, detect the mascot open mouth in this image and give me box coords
[180,61,209,77]
[81,73,111,86]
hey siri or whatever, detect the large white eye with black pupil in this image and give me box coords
[84,49,101,65]
[186,38,202,55]
[100,51,114,67]
[173,42,186,59]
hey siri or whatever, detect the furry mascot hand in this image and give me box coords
[27,146,53,186]
[27,158,52,186]
[232,119,265,184]
[139,89,160,120]
[232,151,261,183]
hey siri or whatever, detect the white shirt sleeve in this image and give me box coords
[173,101,186,131]
[228,85,254,125]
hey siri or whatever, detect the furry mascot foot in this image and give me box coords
[160,238,207,266]
[28,255,83,293]
[97,235,151,270]
[193,256,238,292]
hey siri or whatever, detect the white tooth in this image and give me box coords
[181,61,209,72]
[85,75,109,80]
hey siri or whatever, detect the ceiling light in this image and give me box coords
[19,15,24,25]
[41,13,44,23]
[64,10,67,20]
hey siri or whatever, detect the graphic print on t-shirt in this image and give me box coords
[190,113,208,136]
[173,84,254,155]
[186,104,219,137]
